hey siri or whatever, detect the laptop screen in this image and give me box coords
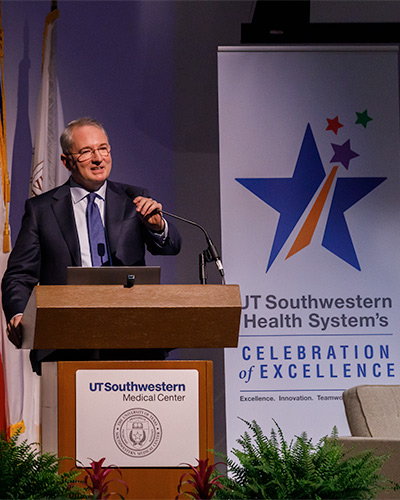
[66,266,161,286]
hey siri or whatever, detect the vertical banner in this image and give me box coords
[218,46,400,449]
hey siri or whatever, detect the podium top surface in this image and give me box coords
[22,284,242,350]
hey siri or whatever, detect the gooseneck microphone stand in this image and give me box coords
[161,210,225,285]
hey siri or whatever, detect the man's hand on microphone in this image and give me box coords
[7,314,23,348]
[133,196,165,232]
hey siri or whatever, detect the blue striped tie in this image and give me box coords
[86,192,108,266]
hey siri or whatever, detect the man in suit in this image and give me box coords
[2,117,181,371]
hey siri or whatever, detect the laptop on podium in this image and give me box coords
[66,266,161,286]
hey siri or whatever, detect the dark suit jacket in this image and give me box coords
[2,179,182,323]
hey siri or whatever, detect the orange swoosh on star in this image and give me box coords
[286,166,338,259]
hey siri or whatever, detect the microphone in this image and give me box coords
[125,188,225,283]
[97,243,105,258]
[97,243,106,265]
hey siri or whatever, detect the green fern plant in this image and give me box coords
[213,418,395,500]
[0,431,88,499]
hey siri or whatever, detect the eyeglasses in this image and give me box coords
[68,145,111,163]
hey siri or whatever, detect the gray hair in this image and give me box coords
[60,117,108,154]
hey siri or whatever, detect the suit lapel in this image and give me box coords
[51,182,81,266]
[105,181,131,257]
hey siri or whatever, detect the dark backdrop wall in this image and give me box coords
[3,0,400,455]
[3,0,253,456]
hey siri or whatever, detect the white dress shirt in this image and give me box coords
[70,180,107,267]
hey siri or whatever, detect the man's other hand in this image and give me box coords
[7,314,23,348]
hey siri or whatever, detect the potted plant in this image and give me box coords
[212,418,396,499]
[82,457,128,499]
[0,431,88,499]
[176,458,224,499]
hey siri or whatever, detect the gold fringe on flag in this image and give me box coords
[0,0,10,253]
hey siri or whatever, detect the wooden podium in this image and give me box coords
[22,284,241,349]
[26,284,241,500]
[42,360,214,499]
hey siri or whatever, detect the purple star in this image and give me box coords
[330,139,359,170]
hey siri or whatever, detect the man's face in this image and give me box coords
[62,125,112,191]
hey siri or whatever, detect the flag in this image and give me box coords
[0,209,6,436]
[0,0,10,435]
[0,352,6,434]
[2,1,66,444]
[0,0,10,254]
[0,239,7,437]
[30,1,67,196]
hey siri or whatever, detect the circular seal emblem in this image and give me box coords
[113,408,162,457]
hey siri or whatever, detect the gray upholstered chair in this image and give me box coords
[339,385,400,499]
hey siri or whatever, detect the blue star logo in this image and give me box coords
[236,122,386,272]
